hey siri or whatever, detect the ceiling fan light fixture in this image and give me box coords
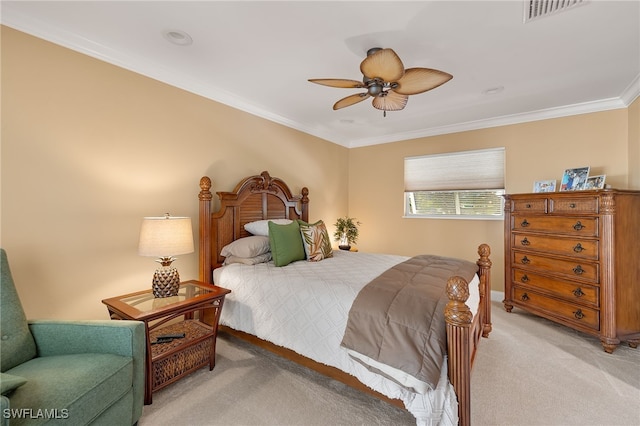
[367,83,383,97]
[372,90,408,112]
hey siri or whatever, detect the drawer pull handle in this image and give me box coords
[573,265,585,275]
[521,219,530,228]
[573,309,585,320]
[573,243,585,253]
[520,293,530,301]
[573,287,585,298]
[521,256,530,265]
[525,203,532,208]
[573,221,585,231]
[521,274,530,283]
[521,237,530,246]
[569,203,576,208]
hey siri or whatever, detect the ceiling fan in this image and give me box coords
[309,47,452,116]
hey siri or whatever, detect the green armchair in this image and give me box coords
[0,249,145,425]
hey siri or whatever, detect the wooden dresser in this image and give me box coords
[503,190,640,353]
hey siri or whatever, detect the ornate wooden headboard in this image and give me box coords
[198,171,309,282]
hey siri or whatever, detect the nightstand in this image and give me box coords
[102,280,231,404]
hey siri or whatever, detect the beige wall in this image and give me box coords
[2,26,638,318]
[1,27,348,319]
[629,97,640,189]
[348,110,633,292]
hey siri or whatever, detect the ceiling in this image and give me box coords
[2,1,639,148]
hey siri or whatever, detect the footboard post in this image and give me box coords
[445,276,472,426]
[477,243,492,337]
[198,176,212,283]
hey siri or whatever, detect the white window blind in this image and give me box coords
[404,148,505,219]
[404,148,505,191]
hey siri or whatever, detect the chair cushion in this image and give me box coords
[6,353,133,426]
[0,249,37,372]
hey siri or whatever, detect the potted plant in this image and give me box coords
[333,216,361,250]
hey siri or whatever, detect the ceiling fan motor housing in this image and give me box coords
[365,79,384,97]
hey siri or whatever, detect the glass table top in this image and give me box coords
[118,281,214,314]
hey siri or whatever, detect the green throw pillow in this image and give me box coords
[268,220,305,267]
[1,372,27,395]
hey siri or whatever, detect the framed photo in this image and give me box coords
[584,174,606,190]
[560,167,590,191]
[533,180,556,193]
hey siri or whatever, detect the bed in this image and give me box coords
[197,171,492,426]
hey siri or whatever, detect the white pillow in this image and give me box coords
[223,253,272,266]
[220,236,270,258]
[244,219,292,236]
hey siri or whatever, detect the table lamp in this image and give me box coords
[138,213,194,298]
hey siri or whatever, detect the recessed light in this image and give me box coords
[162,30,193,46]
[482,86,504,95]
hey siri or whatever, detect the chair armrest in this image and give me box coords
[28,320,144,358]
[28,320,145,422]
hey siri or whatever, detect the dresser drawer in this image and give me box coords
[511,215,598,237]
[510,198,548,213]
[513,287,599,330]
[511,233,599,260]
[513,251,599,283]
[549,196,599,214]
[512,269,599,307]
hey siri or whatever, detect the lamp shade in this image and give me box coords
[138,215,194,257]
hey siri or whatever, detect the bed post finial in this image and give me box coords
[199,176,212,200]
[445,276,473,326]
[477,243,491,270]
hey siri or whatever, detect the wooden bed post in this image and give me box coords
[445,275,472,426]
[445,243,492,426]
[477,243,492,337]
[300,187,310,222]
[198,176,212,283]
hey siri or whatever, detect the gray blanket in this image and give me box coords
[340,254,478,389]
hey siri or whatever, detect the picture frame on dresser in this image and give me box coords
[559,166,590,191]
[584,174,606,190]
[533,179,556,193]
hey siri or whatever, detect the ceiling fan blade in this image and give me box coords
[308,79,365,89]
[372,90,408,111]
[333,92,370,110]
[360,48,404,82]
[394,68,453,95]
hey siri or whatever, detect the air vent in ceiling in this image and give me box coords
[524,0,587,23]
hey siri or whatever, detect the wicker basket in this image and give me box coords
[150,320,214,391]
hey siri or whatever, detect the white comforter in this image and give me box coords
[214,250,465,426]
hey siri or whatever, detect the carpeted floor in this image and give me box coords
[140,294,640,425]
[139,327,414,426]
[471,297,640,425]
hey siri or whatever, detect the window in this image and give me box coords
[404,148,505,219]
